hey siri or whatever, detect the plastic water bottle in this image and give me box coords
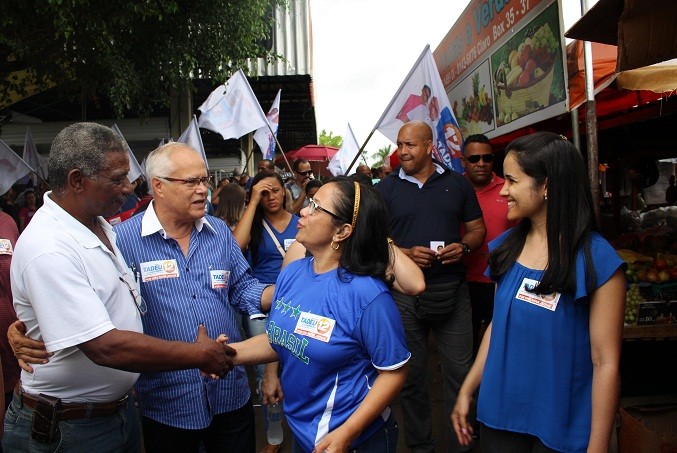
[267,403,283,445]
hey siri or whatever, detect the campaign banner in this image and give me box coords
[434,0,568,139]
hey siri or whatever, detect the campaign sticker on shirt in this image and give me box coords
[283,238,295,251]
[0,239,13,255]
[294,312,336,343]
[515,277,561,311]
[210,270,230,290]
[140,259,179,282]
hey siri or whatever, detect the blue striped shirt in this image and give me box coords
[114,203,266,429]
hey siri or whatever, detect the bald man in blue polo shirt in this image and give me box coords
[375,121,486,453]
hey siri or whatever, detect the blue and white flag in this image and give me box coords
[373,45,464,173]
[198,69,268,140]
[253,89,281,160]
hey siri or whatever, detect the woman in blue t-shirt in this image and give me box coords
[230,177,411,453]
[233,170,299,452]
[451,132,626,453]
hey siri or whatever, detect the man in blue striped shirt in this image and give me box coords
[5,123,236,452]
[115,143,274,453]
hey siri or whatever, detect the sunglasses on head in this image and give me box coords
[465,154,494,164]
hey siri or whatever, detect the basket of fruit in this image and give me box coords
[494,23,558,123]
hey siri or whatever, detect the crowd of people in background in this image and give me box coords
[0,121,627,453]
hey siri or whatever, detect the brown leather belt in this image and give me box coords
[14,385,129,421]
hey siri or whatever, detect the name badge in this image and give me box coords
[294,312,335,343]
[210,270,230,290]
[0,239,13,255]
[515,278,561,311]
[283,238,295,251]
[140,259,179,282]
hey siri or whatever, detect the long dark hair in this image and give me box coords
[214,184,246,228]
[328,176,393,285]
[488,132,598,295]
[249,171,287,267]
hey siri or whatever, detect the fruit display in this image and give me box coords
[622,252,677,284]
[453,72,493,136]
[492,21,561,125]
[625,283,645,325]
[495,24,558,90]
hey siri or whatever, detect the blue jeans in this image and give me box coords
[2,391,141,452]
[392,281,473,453]
[291,413,399,453]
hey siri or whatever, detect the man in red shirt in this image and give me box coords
[462,134,517,356]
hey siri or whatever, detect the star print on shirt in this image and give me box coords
[291,304,301,319]
[281,301,291,314]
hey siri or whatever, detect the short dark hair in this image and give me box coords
[305,178,323,195]
[49,122,126,193]
[328,176,392,285]
[259,159,275,171]
[489,132,597,295]
[462,134,491,153]
[293,159,310,173]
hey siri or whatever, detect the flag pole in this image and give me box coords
[345,44,430,175]
[345,131,375,175]
[271,132,294,174]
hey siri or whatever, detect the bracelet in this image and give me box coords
[387,237,394,244]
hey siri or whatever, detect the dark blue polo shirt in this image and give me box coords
[375,165,482,283]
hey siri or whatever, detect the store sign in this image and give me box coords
[434,0,569,139]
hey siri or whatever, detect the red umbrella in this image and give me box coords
[281,145,338,162]
[276,145,339,177]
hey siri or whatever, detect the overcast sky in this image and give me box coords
[310,0,592,163]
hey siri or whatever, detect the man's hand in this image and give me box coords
[403,246,436,269]
[436,243,465,265]
[195,325,234,379]
[7,320,51,373]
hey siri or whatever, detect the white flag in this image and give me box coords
[327,124,359,177]
[178,116,209,170]
[22,127,48,181]
[111,124,145,182]
[0,139,34,195]
[198,69,268,140]
[373,45,464,173]
[140,157,147,180]
[253,89,281,160]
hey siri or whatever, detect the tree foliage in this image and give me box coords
[318,129,342,148]
[0,0,286,118]
[370,144,393,167]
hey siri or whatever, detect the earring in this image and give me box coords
[544,193,548,200]
[330,241,340,251]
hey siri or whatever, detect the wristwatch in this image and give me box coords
[460,242,471,255]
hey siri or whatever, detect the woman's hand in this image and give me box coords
[262,367,284,405]
[451,392,474,446]
[312,425,352,453]
[7,320,52,373]
[250,179,274,205]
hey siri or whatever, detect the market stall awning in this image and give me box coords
[565,0,677,71]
